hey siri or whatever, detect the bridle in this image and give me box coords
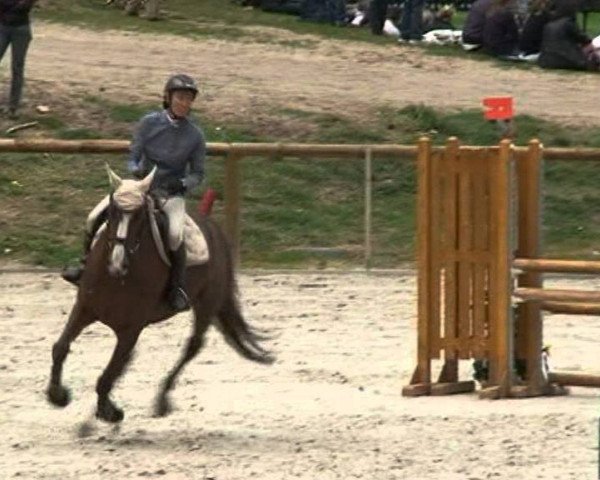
[107,202,138,278]
[104,165,156,278]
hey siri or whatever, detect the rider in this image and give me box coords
[62,73,206,312]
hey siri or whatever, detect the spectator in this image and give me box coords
[482,0,520,57]
[368,0,389,34]
[462,0,494,48]
[0,0,36,119]
[399,0,425,42]
[519,0,553,55]
[538,0,596,70]
[422,4,456,33]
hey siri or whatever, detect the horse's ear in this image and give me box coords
[105,163,122,190]
[138,166,157,193]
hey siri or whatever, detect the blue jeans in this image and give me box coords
[400,0,424,41]
[0,23,32,111]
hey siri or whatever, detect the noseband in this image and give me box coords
[107,189,147,276]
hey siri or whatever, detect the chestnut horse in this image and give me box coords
[46,167,273,423]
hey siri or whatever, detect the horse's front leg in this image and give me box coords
[47,301,94,408]
[95,325,142,423]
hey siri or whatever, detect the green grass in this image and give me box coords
[2,100,600,268]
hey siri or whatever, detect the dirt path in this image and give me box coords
[12,22,600,130]
[1,269,599,479]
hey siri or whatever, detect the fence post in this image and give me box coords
[486,139,515,397]
[515,139,545,394]
[402,137,433,396]
[364,147,373,270]
[224,148,242,266]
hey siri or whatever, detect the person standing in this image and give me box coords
[368,0,388,35]
[399,0,425,43]
[0,0,35,119]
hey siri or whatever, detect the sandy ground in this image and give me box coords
[2,21,600,130]
[0,269,599,480]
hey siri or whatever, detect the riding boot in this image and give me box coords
[168,244,190,312]
[61,231,94,286]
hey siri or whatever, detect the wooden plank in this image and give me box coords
[487,140,514,396]
[514,258,600,274]
[471,151,490,358]
[548,372,600,388]
[430,381,475,395]
[412,137,434,385]
[438,251,493,263]
[0,139,599,162]
[541,301,600,315]
[429,148,442,358]
[457,147,474,360]
[437,358,459,383]
[442,138,460,364]
[509,384,569,397]
[402,383,431,397]
[515,288,600,303]
[514,141,544,393]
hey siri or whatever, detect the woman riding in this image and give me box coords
[62,73,206,312]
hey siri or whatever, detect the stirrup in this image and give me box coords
[169,287,190,312]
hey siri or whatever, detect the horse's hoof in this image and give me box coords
[96,401,124,423]
[47,384,71,407]
[153,396,172,418]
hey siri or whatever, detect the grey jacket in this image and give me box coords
[127,110,206,194]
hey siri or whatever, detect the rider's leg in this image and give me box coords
[62,195,110,285]
[163,196,189,311]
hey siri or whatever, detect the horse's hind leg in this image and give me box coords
[95,326,142,423]
[47,301,94,408]
[154,308,212,417]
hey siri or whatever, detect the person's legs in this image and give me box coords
[162,196,189,311]
[8,24,32,115]
[399,0,413,40]
[407,0,424,41]
[368,0,387,35]
[400,0,425,41]
[0,25,11,64]
[0,26,13,112]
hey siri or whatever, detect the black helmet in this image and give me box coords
[163,74,198,108]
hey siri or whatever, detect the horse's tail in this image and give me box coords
[216,295,275,365]
[198,215,274,365]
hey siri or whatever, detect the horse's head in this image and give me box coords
[105,165,156,278]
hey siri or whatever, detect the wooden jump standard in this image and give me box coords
[403,137,600,399]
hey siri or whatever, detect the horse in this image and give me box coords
[46,166,274,423]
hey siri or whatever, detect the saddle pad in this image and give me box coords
[148,210,210,267]
[182,215,210,266]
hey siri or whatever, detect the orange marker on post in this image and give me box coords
[483,96,515,139]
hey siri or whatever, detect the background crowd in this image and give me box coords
[238,0,600,72]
